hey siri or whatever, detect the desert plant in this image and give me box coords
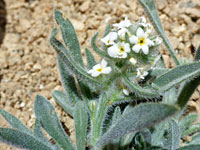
[0,0,200,150]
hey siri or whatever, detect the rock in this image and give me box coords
[79,1,90,12]
[192,34,200,50]
[15,19,31,33]
[172,24,186,37]
[70,19,85,31]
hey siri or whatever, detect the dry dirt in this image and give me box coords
[0,0,200,149]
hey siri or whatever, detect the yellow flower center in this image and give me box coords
[138,37,145,46]
[119,46,125,53]
[107,40,110,44]
[97,68,103,72]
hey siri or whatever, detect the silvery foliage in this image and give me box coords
[0,0,200,149]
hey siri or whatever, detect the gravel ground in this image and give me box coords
[0,0,200,149]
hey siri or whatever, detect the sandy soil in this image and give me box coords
[0,0,200,149]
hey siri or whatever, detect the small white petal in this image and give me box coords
[88,69,94,74]
[102,67,112,74]
[129,35,138,44]
[101,59,107,68]
[142,45,149,55]
[132,44,141,53]
[124,43,130,53]
[123,89,129,96]
[136,28,145,37]
[93,64,101,70]
[129,58,137,65]
[108,45,118,58]
[143,71,148,76]
[110,32,118,41]
[92,71,101,77]
[146,39,154,46]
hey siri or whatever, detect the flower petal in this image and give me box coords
[136,27,145,37]
[101,59,107,68]
[142,45,149,55]
[92,71,101,77]
[93,64,101,70]
[110,32,118,41]
[102,67,112,74]
[124,43,130,52]
[132,44,141,53]
[129,35,138,44]
[108,45,118,58]
[146,39,154,46]
[123,89,129,96]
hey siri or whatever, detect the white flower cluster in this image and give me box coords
[88,17,162,95]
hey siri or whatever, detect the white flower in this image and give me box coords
[138,17,153,35]
[153,37,162,45]
[129,27,154,55]
[123,89,129,96]
[113,17,132,29]
[101,32,118,46]
[108,42,130,58]
[129,57,137,65]
[138,17,147,27]
[88,59,112,77]
[136,67,148,80]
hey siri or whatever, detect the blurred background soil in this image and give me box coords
[0,0,199,149]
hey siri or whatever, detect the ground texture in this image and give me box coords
[0,0,200,149]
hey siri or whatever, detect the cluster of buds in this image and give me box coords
[88,17,162,95]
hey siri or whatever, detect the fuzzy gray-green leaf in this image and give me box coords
[0,109,32,135]
[54,10,84,67]
[195,45,200,61]
[96,103,179,147]
[34,119,54,148]
[50,28,103,88]
[179,113,198,132]
[152,61,200,92]
[164,120,181,150]
[103,24,111,37]
[57,55,80,104]
[52,90,74,117]
[0,128,53,150]
[85,48,96,69]
[91,32,110,58]
[74,101,88,150]
[178,145,200,150]
[122,75,159,98]
[138,0,179,65]
[34,95,74,150]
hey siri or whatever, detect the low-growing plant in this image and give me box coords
[0,0,200,150]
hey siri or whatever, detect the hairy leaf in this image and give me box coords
[179,113,198,132]
[152,61,200,92]
[195,45,200,61]
[85,48,96,69]
[74,101,88,150]
[0,128,53,150]
[54,10,84,67]
[52,90,74,116]
[123,75,159,98]
[96,103,179,147]
[91,33,110,58]
[34,119,53,147]
[34,95,74,150]
[103,24,111,37]
[50,28,103,88]
[164,120,181,150]
[57,56,80,104]
[178,145,200,150]
[138,0,179,65]
[0,109,32,135]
